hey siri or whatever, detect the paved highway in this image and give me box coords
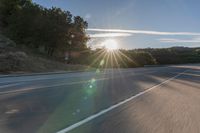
[0,64,199,133]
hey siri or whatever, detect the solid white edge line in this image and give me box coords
[56,69,188,133]
[0,71,156,95]
[0,69,157,84]
[0,82,24,89]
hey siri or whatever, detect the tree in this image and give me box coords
[0,0,31,27]
[66,16,89,63]
[0,0,89,59]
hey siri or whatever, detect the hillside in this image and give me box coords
[0,34,90,74]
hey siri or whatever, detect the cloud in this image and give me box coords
[88,33,132,38]
[87,28,200,36]
[159,37,200,43]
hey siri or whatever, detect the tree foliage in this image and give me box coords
[1,1,199,68]
[0,0,89,57]
[79,47,200,68]
[142,47,200,64]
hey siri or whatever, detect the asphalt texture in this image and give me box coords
[0,64,199,133]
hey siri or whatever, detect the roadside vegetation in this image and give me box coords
[0,0,200,73]
[0,0,89,59]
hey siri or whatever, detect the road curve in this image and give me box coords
[0,64,199,133]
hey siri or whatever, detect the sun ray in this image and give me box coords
[90,49,107,66]
[112,51,120,68]
[118,50,138,66]
[115,51,128,68]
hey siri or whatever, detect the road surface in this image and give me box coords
[0,64,199,133]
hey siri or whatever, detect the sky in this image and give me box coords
[33,0,200,49]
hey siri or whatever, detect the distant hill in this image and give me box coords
[138,47,200,64]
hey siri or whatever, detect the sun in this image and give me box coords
[102,39,118,51]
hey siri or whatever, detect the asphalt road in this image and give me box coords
[0,64,199,133]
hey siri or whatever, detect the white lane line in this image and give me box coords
[0,69,160,84]
[181,72,200,77]
[0,72,97,84]
[57,70,188,133]
[0,74,84,84]
[170,71,200,77]
[0,71,157,95]
[0,83,24,89]
[0,79,95,95]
